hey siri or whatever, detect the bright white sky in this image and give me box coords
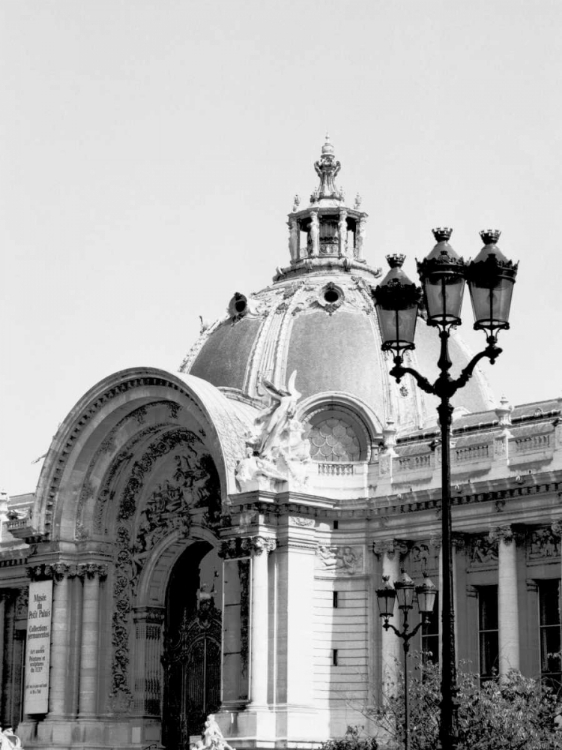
[2,0,562,495]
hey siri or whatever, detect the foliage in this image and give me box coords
[370,654,562,750]
[320,725,379,750]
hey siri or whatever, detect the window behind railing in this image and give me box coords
[539,579,561,691]
[478,585,499,683]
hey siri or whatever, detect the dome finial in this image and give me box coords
[322,133,334,156]
[312,134,343,202]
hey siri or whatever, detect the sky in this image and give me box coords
[1,0,562,495]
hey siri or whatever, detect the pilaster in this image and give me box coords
[132,605,165,718]
[249,536,276,709]
[78,563,108,717]
[274,520,318,740]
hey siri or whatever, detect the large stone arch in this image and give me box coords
[22,368,254,748]
[33,367,252,540]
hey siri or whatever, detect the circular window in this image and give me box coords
[324,288,340,304]
[304,416,362,462]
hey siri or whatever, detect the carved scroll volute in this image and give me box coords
[250,536,277,556]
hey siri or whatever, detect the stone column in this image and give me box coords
[288,218,299,262]
[78,563,107,717]
[249,536,276,708]
[48,565,72,716]
[338,209,348,257]
[373,540,402,693]
[495,525,520,675]
[310,211,320,256]
[355,216,367,260]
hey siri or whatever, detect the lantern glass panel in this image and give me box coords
[376,586,397,618]
[469,276,515,332]
[375,305,418,353]
[416,579,437,616]
[423,274,466,326]
[395,581,415,610]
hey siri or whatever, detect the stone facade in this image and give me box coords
[1,140,556,750]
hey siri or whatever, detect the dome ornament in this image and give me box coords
[312,135,343,202]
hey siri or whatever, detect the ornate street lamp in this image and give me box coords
[376,571,437,750]
[373,229,518,750]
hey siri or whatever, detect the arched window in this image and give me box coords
[303,407,370,462]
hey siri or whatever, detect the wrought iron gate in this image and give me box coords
[162,601,221,750]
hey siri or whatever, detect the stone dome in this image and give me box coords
[179,139,495,440]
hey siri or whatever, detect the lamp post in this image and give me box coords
[376,571,437,750]
[372,229,518,750]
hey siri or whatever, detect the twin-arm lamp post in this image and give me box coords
[372,228,518,750]
[376,571,437,750]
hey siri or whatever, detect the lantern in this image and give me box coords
[376,576,397,618]
[394,569,416,610]
[467,230,518,334]
[415,574,437,617]
[417,228,467,328]
[372,254,422,356]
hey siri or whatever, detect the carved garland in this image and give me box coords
[42,376,206,537]
[110,428,220,712]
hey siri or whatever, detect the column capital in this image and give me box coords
[490,524,523,546]
[373,539,409,559]
[451,532,470,549]
[27,561,83,581]
[429,535,442,550]
[219,536,276,559]
[78,562,109,580]
[250,536,277,556]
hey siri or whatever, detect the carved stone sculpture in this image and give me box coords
[235,371,310,491]
[191,715,234,750]
[0,729,22,750]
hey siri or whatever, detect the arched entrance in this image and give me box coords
[162,542,222,750]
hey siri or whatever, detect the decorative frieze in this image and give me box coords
[316,544,364,575]
[220,536,277,559]
[528,527,560,559]
[470,534,498,564]
[288,515,314,527]
[26,561,108,581]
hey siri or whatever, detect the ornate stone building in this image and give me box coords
[1,138,560,750]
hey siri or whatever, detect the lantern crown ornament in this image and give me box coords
[416,228,468,329]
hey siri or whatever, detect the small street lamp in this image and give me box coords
[372,229,518,750]
[376,571,437,750]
